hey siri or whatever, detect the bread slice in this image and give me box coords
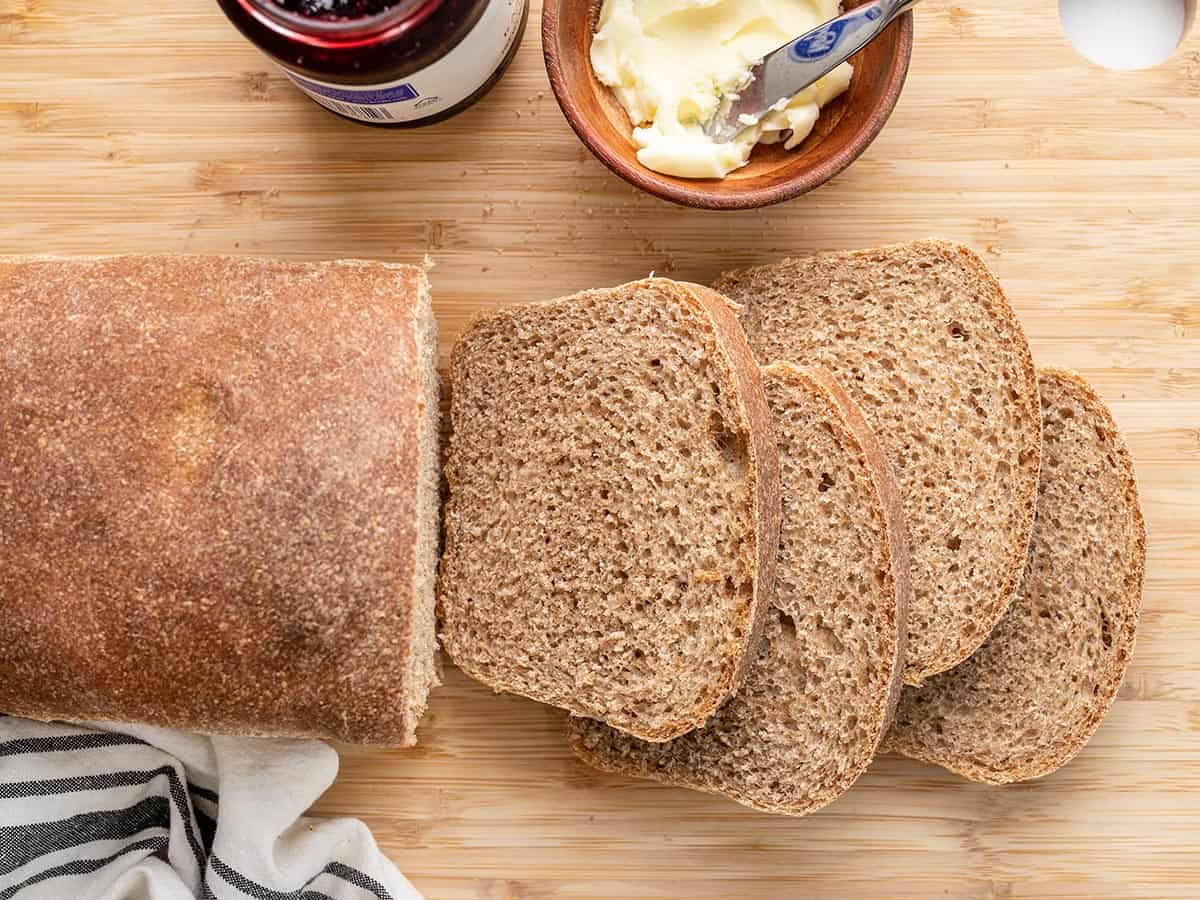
[439,278,781,742]
[883,368,1145,783]
[714,241,1041,684]
[569,363,910,815]
[0,255,440,746]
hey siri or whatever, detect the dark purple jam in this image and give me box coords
[270,0,397,19]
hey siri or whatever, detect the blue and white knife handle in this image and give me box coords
[790,0,918,66]
[705,0,919,142]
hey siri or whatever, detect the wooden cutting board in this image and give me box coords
[3,0,1199,896]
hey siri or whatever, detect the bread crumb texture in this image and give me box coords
[570,363,909,815]
[716,240,1041,683]
[440,279,776,742]
[885,368,1145,783]
[0,255,440,746]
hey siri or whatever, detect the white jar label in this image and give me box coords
[283,0,526,124]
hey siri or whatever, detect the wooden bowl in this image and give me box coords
[542,1,914,210]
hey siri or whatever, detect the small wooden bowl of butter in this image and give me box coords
[543,0,913,210]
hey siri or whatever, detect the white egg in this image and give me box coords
[1059,0,1191,70]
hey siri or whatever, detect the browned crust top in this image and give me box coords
[0,254,434,745]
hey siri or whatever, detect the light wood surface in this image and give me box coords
[3,0,1200,896]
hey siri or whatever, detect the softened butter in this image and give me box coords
[590,0,851,179]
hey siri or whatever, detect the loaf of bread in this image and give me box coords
[884,369,1145,782]
[714,241,1041,684]
[0,255,441,746]
[569,363,910,814]
[439,278,781,742]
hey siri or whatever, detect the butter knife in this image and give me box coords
[704,0,919,144]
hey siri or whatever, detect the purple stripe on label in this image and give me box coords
[286,73,419,105]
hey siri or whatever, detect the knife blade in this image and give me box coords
[704,0,917,144]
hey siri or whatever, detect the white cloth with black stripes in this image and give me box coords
[0,716,422,900]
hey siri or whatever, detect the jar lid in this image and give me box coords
[236,0,442,48]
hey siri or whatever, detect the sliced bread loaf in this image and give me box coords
[569,363,910,815]
[439,279,781,742]
[883,368,1145,783]
[714,241,1041,683]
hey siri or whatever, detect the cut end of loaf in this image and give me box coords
[569,362,909,815]
[715,240,1042,686]
[399,271,443,745]
[439,278,778,742]
[884,368,1145,783]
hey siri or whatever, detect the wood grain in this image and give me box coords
[2,0,1199,896]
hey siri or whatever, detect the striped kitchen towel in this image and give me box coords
[0,716,422,900]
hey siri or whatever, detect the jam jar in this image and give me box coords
[217,0,529,126]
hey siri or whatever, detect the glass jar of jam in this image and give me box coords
[216,0,529,126]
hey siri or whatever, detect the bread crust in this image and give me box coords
[885,368,1145,783]
[0,255,440,746]
[440,278,780,742]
